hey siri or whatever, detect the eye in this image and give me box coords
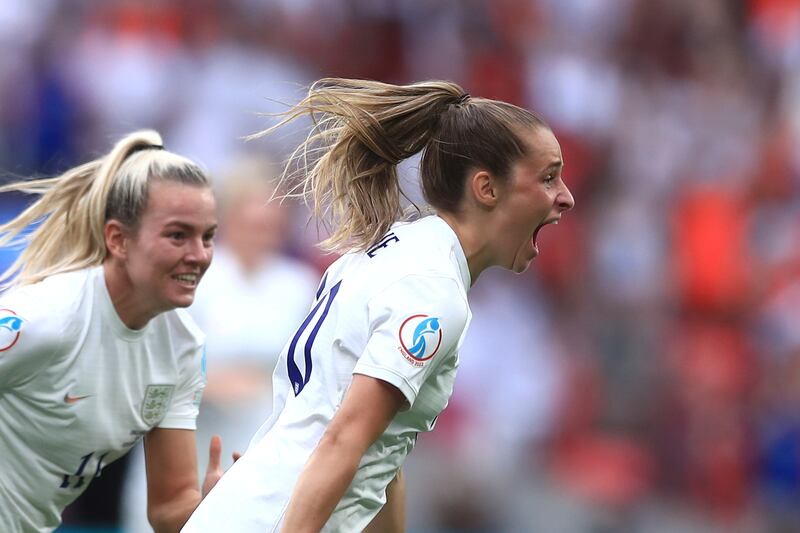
[543,174,556,184]
[203,231,216,246]
[167,231,186,241]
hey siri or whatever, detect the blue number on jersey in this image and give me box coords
[59,451,108,489]
[287,277,342,396]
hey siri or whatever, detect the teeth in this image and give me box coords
[174,274,197,283]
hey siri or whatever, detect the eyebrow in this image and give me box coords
[164,221,218,232]
[541,160,564,173]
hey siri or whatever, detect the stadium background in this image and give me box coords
[1,0,799,531]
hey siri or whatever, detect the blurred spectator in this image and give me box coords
[189,154,319,454]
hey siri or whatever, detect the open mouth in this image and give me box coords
[172,273,200,288]
[531,218,560,256]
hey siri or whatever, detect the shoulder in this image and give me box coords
[159,309,206,388]
[5,268,93,313]
[373,216,441,255]
[365,219,467,300]
[0,269,93,348]
[391,215,453,248]
[364,217,462,275]
[0,269,93,328]
[160,308,206,351]
[369,274,470,334]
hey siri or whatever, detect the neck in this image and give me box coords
[437,211,497,285]
[103,261,156,330]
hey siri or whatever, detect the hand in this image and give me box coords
[201,434,242,498]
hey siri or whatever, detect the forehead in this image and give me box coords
[141,181,216,225]
[518,127,562,169]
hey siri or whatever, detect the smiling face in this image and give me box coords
[494,126,574,273]
[120,180,217,315]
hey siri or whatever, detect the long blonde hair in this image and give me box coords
[0,130,209,287]
[254,77,547,253]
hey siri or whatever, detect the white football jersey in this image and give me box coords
[184,215,472,532]
[0,266,206,532]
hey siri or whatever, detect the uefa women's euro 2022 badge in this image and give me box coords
[398,314,442,367]
[0,309,23,352]
[141,384,175,426]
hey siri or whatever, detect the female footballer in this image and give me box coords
[0,131,227,532]
[185,78,574,532]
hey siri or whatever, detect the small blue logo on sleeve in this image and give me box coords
[0,309,23,351]
[398,314,442,367]
[200,345,208,380]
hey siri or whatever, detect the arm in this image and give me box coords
[364,469,406,533]
[144,428,201,532]
[145,429,233,532]
[280,374,406,533]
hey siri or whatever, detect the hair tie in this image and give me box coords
[455,93,471,105]
[127,144,165,157]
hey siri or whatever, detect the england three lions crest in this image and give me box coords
[141,384,175,425]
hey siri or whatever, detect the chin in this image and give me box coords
[509,248,535,273]
[175,297,195,309]
[511,261,532,274]
[165,293,196,310]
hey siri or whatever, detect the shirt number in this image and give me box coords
[59,451,109,489]
[287,275,342,396]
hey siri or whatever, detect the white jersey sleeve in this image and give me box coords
[353,274,469,408]
[158,313,206,431]
[156,344,204,430]
[0,294,68,392]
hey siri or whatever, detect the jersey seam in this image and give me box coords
[157,417,196,428]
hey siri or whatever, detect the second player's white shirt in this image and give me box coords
[0,266,206,533]
[185,215,472,532]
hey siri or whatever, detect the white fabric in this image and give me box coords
[184,215,472,533]
[0,266,205,533]
[189,248,321,369]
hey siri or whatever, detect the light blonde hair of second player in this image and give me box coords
[0,130,209,288]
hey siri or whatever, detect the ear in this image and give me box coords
[467,170,500,209]
[104,219,130,261]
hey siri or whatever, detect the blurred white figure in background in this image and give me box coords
[190,154,320,455]
[122,154,319,532]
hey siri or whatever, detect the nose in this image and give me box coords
[558,182,575,212]
[185,237,212,267]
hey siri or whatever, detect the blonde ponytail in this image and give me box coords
[254,78,465,253]
[0,130,208,287]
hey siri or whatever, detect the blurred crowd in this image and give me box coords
[1,0,799,532]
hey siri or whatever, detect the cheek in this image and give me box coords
[534,190,555,214]
[132,252,172,281]
[124,259,153,289]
